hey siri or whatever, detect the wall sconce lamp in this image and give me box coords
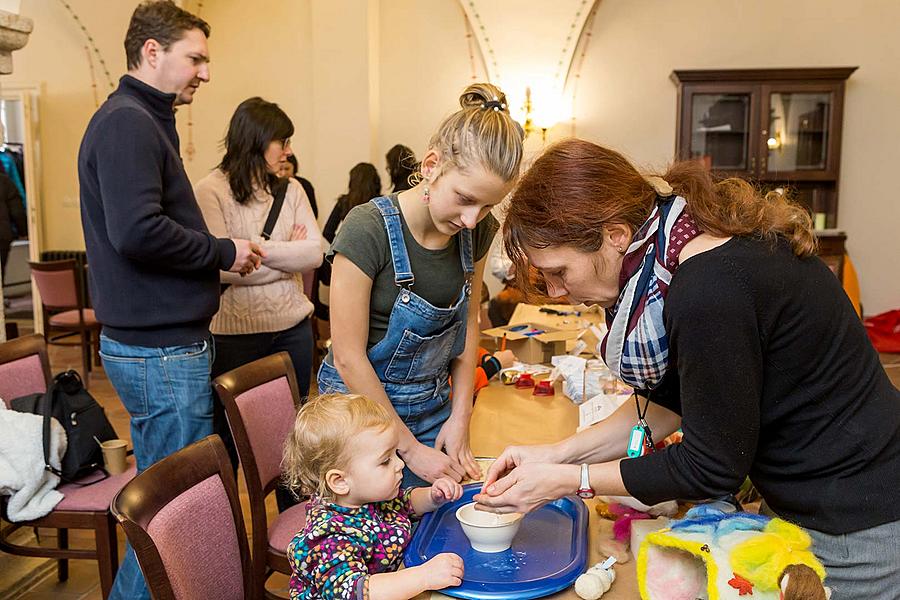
[766,130,783,152]
[521,86,549,143]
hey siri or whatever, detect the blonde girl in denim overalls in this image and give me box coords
[319,83,524,487]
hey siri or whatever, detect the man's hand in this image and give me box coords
[229,239,265,275]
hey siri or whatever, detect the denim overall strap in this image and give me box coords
[457,228,475,296]
[371,197,415,287]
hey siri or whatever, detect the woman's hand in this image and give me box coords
[473,462,578,514]
[435,415,481,481]
[402,442,466,483]
[481,443,565,491]
[289,223,308,241]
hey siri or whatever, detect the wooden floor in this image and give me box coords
[0,328,293,599]
[1,324,899,599]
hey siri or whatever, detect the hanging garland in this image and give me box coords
[553,0,591,87]
[461,9,483,82]
[460,0,600,139]
[464,1,500,82]
[183,0,205,162]
[56,0,114,107]
[568,0,600,137]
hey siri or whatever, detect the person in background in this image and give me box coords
[386,143,417,193]
[319,83,525,488]
[314,163,381,322]
[487,241,523,326]
[195,97,322,480]
[280,153,318,218]
[473,347,516,396]
[78,3,262,598]
[0,170,26,281]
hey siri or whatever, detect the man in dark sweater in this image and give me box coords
[78,3,262,599]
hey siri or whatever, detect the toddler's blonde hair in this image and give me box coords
[282,393,394,501]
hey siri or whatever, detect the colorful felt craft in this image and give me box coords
[637,506,827,600]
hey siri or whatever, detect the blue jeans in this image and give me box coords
[99,334,215,600]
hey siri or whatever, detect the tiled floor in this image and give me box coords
[2,322,899,599]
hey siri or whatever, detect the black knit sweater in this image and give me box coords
[78,76,235,347]
[620,236,900,535]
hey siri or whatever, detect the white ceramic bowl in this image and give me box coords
[455,502,524,553]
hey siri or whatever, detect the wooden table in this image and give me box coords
[414,381,641,600]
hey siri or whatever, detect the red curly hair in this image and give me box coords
[503,139,816,298]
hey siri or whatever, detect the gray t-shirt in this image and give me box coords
[327,195,498,348]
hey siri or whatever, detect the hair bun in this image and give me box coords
[459,82,509,112]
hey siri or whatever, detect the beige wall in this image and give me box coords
[566,0,900,314]
[7,0,899,314]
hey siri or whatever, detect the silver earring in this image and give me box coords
[423,186,430,204]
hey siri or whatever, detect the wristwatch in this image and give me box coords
[576,463,595,499]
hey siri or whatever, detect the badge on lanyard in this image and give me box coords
[626,394,656,458]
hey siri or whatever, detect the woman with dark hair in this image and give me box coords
[280,153,318,218]
[323,162,382,245]
[315,163,381,320]
[385,143,417,192]
[475,139,900,597]
[195,97,322,473]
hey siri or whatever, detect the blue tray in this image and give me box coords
[404,483,588,599]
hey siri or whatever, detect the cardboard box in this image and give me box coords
[482,322,571,364]
[482,304,608,363]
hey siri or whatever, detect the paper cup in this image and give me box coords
[100,439,128,474]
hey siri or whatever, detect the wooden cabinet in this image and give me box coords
[672,68,856,229]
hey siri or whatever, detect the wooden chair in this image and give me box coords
[213,352,305,599]
[111,435,254,600]
[28,260,100,387]
[0,334,134,599]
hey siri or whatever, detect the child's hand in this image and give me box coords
[495,349,517,369]
[422,553,464,589]
[430,477,464,505]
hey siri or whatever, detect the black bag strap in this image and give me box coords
[40,384,53,476]
[261,178,290,241]
[40,376,109,487]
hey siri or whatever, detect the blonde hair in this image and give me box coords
[282,393,394,501]
[424,82,525,182]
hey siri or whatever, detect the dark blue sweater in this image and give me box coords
[78,75,235,347]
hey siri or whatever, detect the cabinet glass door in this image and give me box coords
[764,91,833,175]
[688,93,753,172]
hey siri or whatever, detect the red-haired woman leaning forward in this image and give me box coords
[474,139,900,599]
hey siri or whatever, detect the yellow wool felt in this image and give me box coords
[729,519,826,591]
[637,529,720,600]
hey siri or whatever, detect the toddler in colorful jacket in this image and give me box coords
[283,393,464,599]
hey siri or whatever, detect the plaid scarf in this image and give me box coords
[601,196,700,392]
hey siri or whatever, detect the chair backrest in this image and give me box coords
[0,334,51,408]
[111,436,252,600]
[29,260,81,309]
[213,352,301,569]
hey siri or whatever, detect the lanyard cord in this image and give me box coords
[633,393,656,453]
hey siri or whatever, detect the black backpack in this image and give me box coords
[11,370,118,483]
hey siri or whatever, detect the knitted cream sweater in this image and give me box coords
[194,168,323,335]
